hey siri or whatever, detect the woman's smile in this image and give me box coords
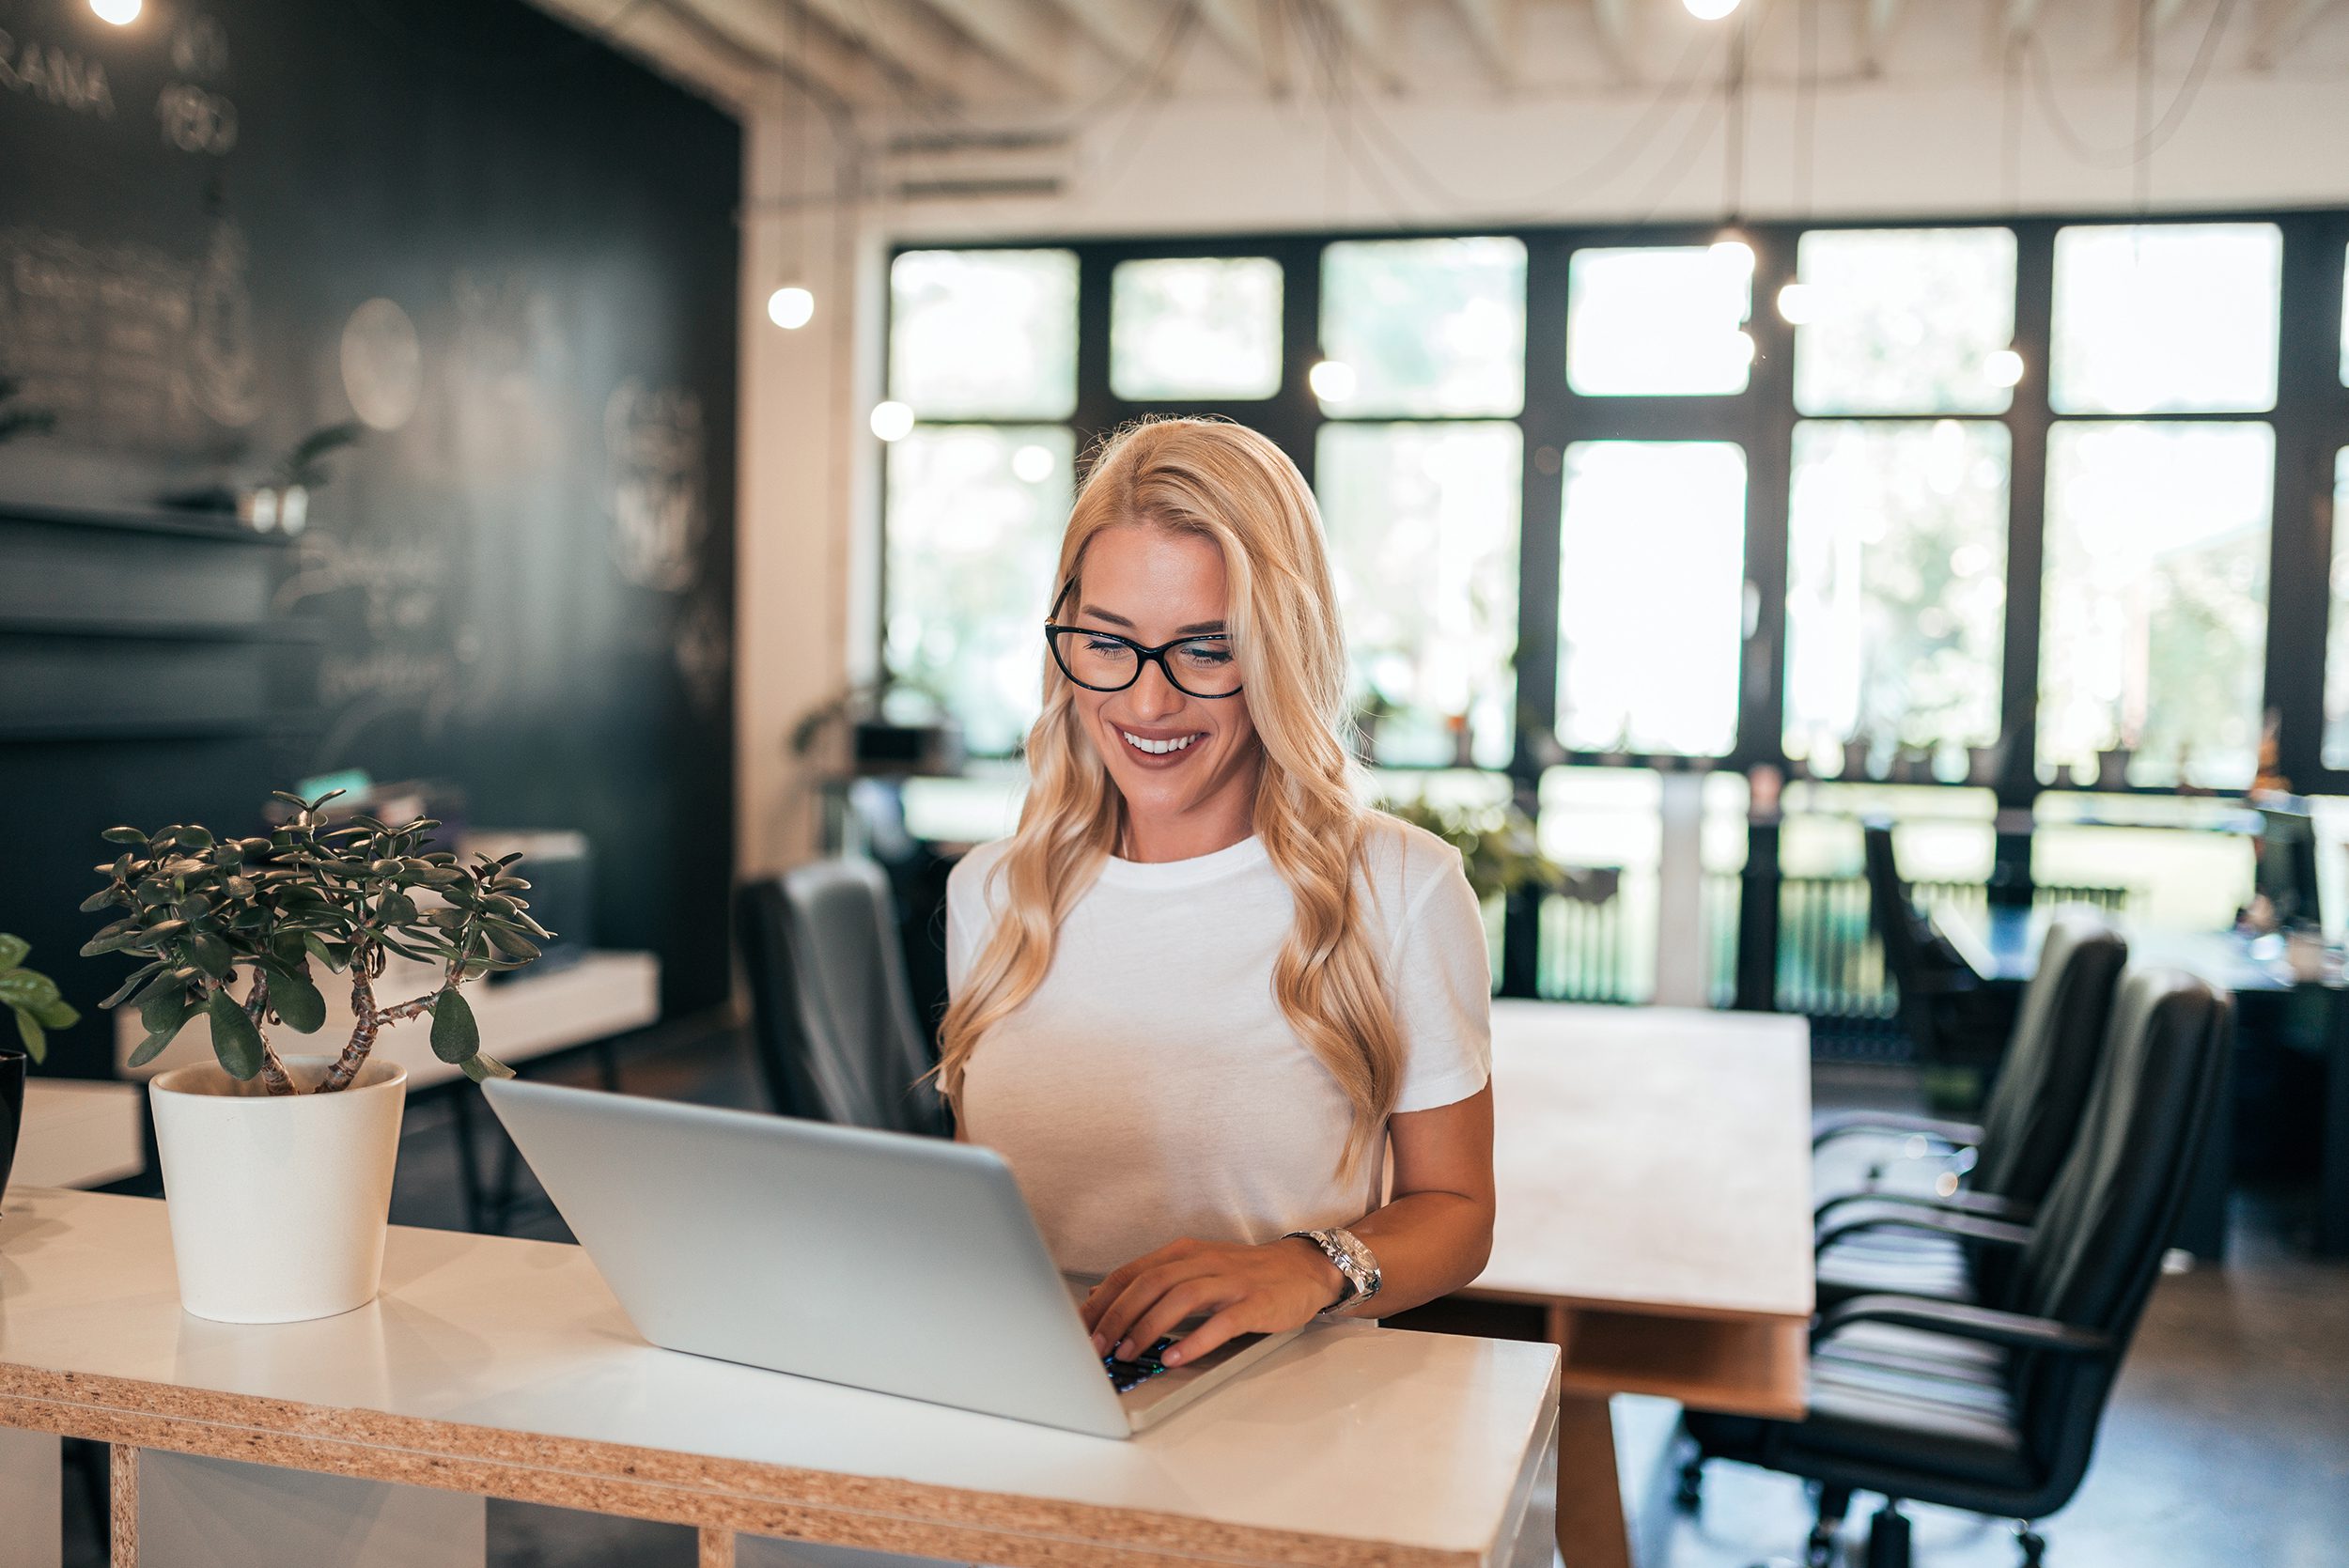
[1114,722,1208,766]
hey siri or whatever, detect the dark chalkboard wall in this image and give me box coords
[0,0,740,1074]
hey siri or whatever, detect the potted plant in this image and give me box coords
[78,789,547,1322]
[1,934,80,1204]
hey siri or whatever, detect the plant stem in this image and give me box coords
[318,967,380,1094]
[244,970,297,1096]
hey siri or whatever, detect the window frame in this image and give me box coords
[878,207,2349,797]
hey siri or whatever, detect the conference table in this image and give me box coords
[1400,1000,1817,1568]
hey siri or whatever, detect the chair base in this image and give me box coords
[1864,1502,1912,1568]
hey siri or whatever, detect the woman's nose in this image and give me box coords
[1128,660,1183,719]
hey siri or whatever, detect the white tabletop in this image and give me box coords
[10,1080,144,1190]
[1478,1000,1815,1323]
[111,951,660,1090]
[0,1189,1560,1566]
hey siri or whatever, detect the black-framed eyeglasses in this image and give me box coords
[1044,624,1245,699]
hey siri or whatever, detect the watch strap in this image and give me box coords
[1286,1227,1381,1312]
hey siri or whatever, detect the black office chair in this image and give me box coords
[1683,968,2231,1568]
[1862,821,2012,1073]
[736,859,950,1138]
[1811,910,2129,1307]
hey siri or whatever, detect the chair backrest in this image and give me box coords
[1860,821,1926,984]
[1970,910,2128,1204]
[2007,967,2230,1505]
[735,859,948,1138]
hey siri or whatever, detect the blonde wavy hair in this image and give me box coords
[935,418,1406,1177]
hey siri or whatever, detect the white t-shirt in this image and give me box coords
[946,815,1492,1277]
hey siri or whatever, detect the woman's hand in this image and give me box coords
[1081,1235,1345,1368]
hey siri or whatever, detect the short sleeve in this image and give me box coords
[1387,858,1494,1114]
[944,841,1008,998]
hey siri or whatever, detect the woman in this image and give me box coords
[941,417,1495,1373]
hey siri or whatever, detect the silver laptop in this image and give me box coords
[481,1079,1301,1437]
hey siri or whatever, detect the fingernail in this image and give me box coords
[1162,1347,1183,1366]
[1115,1341,1133,1360]
[1091,1333,1107,1355]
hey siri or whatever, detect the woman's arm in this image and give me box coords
[1081,1084,1496,1366]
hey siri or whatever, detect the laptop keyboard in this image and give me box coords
[1104,1337,1177,1394]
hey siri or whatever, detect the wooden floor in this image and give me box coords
[57,1037,2349,1568]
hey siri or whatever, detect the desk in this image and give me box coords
[1398,1001,1815,1568]
[0,1188,1562,1568]
[1933,904,2293,994]
[12,1080,144,1191]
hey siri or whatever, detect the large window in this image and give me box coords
[879,212,2346,846]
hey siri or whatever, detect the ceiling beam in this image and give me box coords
[1862,0,1905,66]
[1318,0,1399,90]
[2250,0,2341,64]
[656,0,875,110]
[1036,0,1172,70]
[911,0,1078,96]
[526,0,779,111]
[2002,0,2048,44]
[1452,0,1518,85]
[788,0,1008,102]
[2149,0,2195,30]
[1589,0,1637,81]
[1191,0,1290,93]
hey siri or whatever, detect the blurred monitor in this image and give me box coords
[2254,807,2322,930]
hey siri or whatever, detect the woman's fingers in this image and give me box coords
[1115,1277,1234,1360]
[1163,1304,1254,1368]
[1092,1260,1206,1355]
[1081,1240,1191,1335]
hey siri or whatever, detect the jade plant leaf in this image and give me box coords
[458,1050,515,1082]
[264,964,327,1033]
[206,988,265,1081]
[0,933,26,969]
[14,1011,42,1059]
[428,986,479,1063]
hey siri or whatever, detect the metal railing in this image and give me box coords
[1534,874,2134,1019]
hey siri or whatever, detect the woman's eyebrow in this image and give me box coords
[1077,605,1227,636]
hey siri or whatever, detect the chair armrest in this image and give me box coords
[1815,1204,2035,1258]
[1812,1110,1984,1153]
[1813,1294,2112,1357]
[1815,1188,2037,1227]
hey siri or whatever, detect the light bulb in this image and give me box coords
[1776,283,1817,325]
[1984,349,2026,388]
[91,0,141,22]
[869,400,914,442]
[766,285,815,330]
[1011,444,1055,484]
[1684,0,1741,17]
[1308,359,1356,404]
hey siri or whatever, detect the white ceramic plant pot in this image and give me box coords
[148,1054,406,1324]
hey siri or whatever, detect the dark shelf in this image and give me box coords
[0,715,323,743]
[0,499,297,547]
[0,615,327,644]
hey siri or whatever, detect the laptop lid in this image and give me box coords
[482,1078,1133,1438]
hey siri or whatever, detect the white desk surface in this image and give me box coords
[11,1080,144,1190]
[111,950,660,1091]
[0,1189,1560,1567]
[1477,1000,1815,1325]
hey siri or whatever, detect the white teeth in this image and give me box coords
[1122,731,1197,755]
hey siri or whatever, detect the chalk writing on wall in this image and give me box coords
[605,379,705,594]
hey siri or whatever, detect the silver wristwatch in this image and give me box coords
[1286,1227,1381,1312]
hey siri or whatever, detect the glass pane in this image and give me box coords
[1320,237,1527,416]
[883,426,1075,756]
[2326,450,2349,767]
[1784,421,2010,770]
[1792,228,2017,414]
[1109,256,1283,400]
[1557,441,1748,754]
[2039,422,2274,790]
[2050,224,2282,414]
[1567,243,1754,396]
[1317,423,1521,768]
[888,250,1077,420]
